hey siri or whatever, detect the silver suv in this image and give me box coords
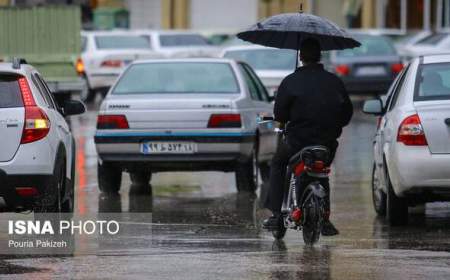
[0,59,85,212]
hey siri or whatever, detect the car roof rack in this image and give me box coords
[12,57,28,69]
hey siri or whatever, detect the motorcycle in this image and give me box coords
[270,129,331,246]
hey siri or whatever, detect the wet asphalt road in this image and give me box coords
[2,99,450,280]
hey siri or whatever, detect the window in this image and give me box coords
[113,63,239,94]
[388,64,410,111]
[81,36,87,52]
[0,75,23,108]
[242,63,270,102]
[336,35,396,58]
[414,63,450,101]
[238,64,260,101]
[95,35,151,50]
[32,74,56,109]
[224,49,296,71]
[159,34,209,47]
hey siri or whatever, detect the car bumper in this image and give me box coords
[94,132,255,172]
[0,169,56,210]
[87,73,120,90]
[390,144,450,199]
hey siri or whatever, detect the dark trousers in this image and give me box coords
[264,139,337,214]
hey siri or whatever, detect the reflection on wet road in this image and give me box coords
[2,101,450,280]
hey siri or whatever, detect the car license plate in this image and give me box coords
[141,142,197,154]
[355,66,386,76]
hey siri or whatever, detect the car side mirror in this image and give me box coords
[63,100,86,116]
[363,99,383,115]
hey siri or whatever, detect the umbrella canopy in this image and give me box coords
[237,12,361,51]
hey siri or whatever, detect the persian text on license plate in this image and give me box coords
[141,142,197,154]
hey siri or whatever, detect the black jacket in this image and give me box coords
[274,63,353,147]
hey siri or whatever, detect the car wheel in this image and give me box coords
[98,161,122,193]
[385,165,408,226]
[372,163,386,216]
[130,171,152,185]
[62,143,76,214]
[235,147,258,193]
[35,158,65,213]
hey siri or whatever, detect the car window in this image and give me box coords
[336,34,396,57]
[415,33,449,45]
[159,34,209,47]
[238,63,261,101]
[32,74,56,109]
[224,49,296,71]
[415,62,450,101]
[95,35,151,49]
[113,62,239,94]
[388,64,410,111]
[0,74,23,108]
[241,63,270,102]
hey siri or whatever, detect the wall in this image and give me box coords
[126,0,161,29]
[190,0,258,30]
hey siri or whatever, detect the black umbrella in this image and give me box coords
[237,12,361,51]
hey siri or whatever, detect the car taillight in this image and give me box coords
[335,64,350,76]
[97,115,129,129]
[18,77,50,144]
[306,160,330,173]
[391,63,403,74]
[207,114,241,128]
[397,114,428,146]
[101,60,123,68]
[75,58,85,76]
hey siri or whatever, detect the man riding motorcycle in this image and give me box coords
[263,38,353,236]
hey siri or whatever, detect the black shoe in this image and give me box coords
[321,220,339,236]
[263,214,282,229]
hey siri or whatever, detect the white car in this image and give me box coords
[394,30,432,57]
[94,58,277,194]
[221,46,296,96]
[401,32,450,59]
[0,59,85,212]
[80,31,162,102]
[363,54,450,225]
[135,30,221,58]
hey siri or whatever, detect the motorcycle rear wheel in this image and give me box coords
[302,193,324,245]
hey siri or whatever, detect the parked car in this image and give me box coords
[394,30,432,57]
[135,30,221,58]
[0,59,85,212]
[324,33,403,95]
[95,58,277,193]
[401,32,450,59]
[221,46,296,96]
[79,30,162,102]
[363,54,450,225]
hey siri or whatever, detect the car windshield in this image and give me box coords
[415,33,449,45]
[336,35,396,57]
[95,35,151,49]
[159,34,209,47]
[415,63,450,101]
[113,62,239,94]
[224,49,296,71]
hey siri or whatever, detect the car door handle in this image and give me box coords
[445,118,450,126]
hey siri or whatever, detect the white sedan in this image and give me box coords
[363,54,450,225]
[95,58,277,194]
